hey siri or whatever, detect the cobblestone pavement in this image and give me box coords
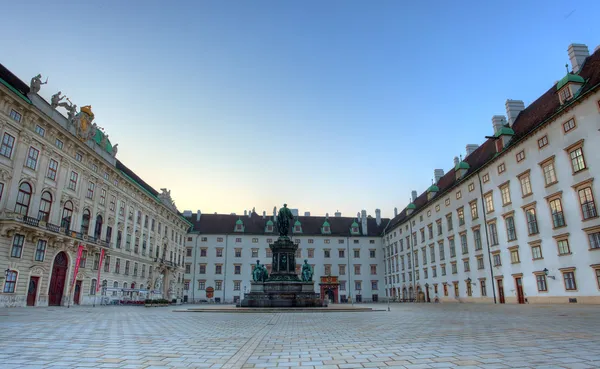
[1,303,599,369]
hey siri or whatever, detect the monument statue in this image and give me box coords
[30,74,47,94]
[301,260,313,282]
[112,143,119,157]
[277,204,294,237]
[252,260,268,282]
[65,101,77,123]
[51,91,70,109]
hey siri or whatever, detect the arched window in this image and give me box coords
[38,191,53,222]
[94,214,103,239]
[3,270,17,293]
[15,182,32,216]
[112,281,119,296]
[61,201,73,230]
[81,209,91,235]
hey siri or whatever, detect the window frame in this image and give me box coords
[25,146,40,170]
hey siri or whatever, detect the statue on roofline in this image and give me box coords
[30,74,47,94]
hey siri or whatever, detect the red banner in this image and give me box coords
[96,249,105,293]
[70,245,84,295]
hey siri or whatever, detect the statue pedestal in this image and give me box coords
[240,237,323,308]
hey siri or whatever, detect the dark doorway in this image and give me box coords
[325,289,334,302]
[49,252,68,306]
[515,277,525,304]
[74,281,82,305]
[27,277,39,306]
[497,279,505,304]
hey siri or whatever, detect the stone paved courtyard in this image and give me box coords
[1,303,599,369]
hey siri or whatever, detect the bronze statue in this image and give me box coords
[252,260,268,282]
[301,260,313,282]
[277,204,294,237]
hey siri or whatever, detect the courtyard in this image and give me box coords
[0,304,599,369]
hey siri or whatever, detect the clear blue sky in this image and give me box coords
[2,1,598,218]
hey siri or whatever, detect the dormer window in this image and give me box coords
[267,225,273,232]
[352,227,358,233]
[235,219,244,232]
[293,221,302,233]
[559,87,571,102]
[556,71,585,105]
[323,226,330,233]
[322,221,331,234]
[236,224,243,231]
[265,220,274,233]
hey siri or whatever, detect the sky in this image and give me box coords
[2,1,599,219]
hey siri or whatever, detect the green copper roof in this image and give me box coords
[0,77,31,104]
[493,126,515,138]
[351,221,359,227]
[266,219,273,225]
[236,219,243,225]
[93,130,114,154]
[557,73,585,90]
[427,184,439,193]
[454,161,471,171]
[294,220,302,226]
[407,203,416,210]
[323,220,330,227]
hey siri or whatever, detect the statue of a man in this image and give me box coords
[252,260,268,282]
[301,260,313,282]
[277,204,294,237]
[30,74,47,94]
[112,143,119,157]
[65,102,77,123]
[51,91,70,109]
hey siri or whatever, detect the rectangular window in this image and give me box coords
[470,201,478,220]
[468,182,475,192]
[500,185,511,206]
[482,173,490,183]
[216,248,223,257]
[75,152,83,162]
[25,147,39,169]
[493,253,501,266]
[354,250,360,258]
[489,223,498,245]
[525,208,539,235]
[536,274,547,292]
[563,118,576,133]
[0,133,15,158]
[81,251,88,268]
[215,265,222,274]
[542,161,557,186]
[589,232,600,250]
[531,245,542,260]
[456,190,462,199]
[549,198,566,228]
[104,256,110,272]
[34,239,47,261]
[124,260,130,275]
[86,182,95,199]
[430,245,435,262]
[339,264,346,275]
[446,214,453,231]
[510,249,520,264]
[115,258,120,274]
[477,256,484,270]
[538,135,548,148]
[516,150,525,162]
[3,271,17,293]
[35,125,45,137]
[369,250,376,258]
[11,234,24,258]
[505,216,517,241]
[463,259,470,272]
[457,208,465,226]
[234,265,241,274]
[55,138,64,149]
[235,249,242,257]
[473,229,482,251]
[460,233,468,254]
[563,271,577,291]
[439,242,445,260]
[441,265,446,276]
[569,147,586,173]
[449,238,456,258]
[497,163,506,174]
[578,187,597,219]
[198,281,206,290]
[480,280,487,296]
[519,173,532,196]
[354,265,361,275]
[68,171,78,191]
[99,189,106,206]
[324,249,330,258]
[9,109,22,122]
[215,280,222,290]
[484,193,494,213]
[199,264,206,274]
[557,239,571,255]
[47,159,58,180]
[451,263,457,274]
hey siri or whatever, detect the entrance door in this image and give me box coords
[326,289,334,302]
[515,277,525,304]
[49,252,68,306]
[425,286,430,302]
[497,279,505,304]
[27,277,39,306]
[74,281,82,305]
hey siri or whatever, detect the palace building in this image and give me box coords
[1,42,600,307]
[0,64,190,307]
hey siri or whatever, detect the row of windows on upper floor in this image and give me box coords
[186,247,377,259]
[188,262,378,277]
[384,118,590,241]
[190,236,378,244]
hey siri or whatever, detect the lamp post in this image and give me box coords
[425,283,429,303]
[543,268,556,280]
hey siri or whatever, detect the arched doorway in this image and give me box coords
[408,286,414,301]
[49,252,68,306]
[402,287,407,301]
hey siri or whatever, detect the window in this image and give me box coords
[473,229,482,251]
[456,191,462,200]
[588,231,600,250]
[81,251,88,268]
[528,274,546,293]
[354,281,362,291]
[0,133,15,158]
[199,264,206,274]
[91,163,98,173]
[215,265,222,274]
[446,214,453,230]
[549,198,566,228]
[477,256,484,269]
[445,198,450,206]
[369,250,376,258]
[216,248,223,257]
[435,204,440,212]
[9,109,22,122]
[55,138,64,149]
[47,159,58,180]
[525,207,539,235]
[468,183,475,192]
[234,281,241,291]
[337,249,345,258]
[75,152,83,162]
[104,256,110,272]
[115,258,120,274]
[99,188,106,206]
[480,280,487,296]
[324,239,330,244]
[516,150,525,162]
[86,182,95,199]
[11,234,25,258]
[484,193,494,213]
[492,253,501,267]
[568,146,586,173]
[482,173,490,183]
[500,184,511,206]
[488,222,498,245]
[234,265,241,274]
[497,163,506,174]
[531,244,543,259]
[198,281,206,290]
[538,135,548,149]
[470,201,478,220]
[562,271,577,291]
[430,245,435,262]
[353,250,360,258]
[541,159,557,186]
[519,172,532,197]
[451,262,457,274]
[439,241,445,260]
[324,250,330,258]
[563,118,576,133]
[68,171,78,191]
[235,237,242,243]
[460,233,468,254]
[578,186,597,219]
[463,259,470,272]
[214,280,222,290]
[510,248,520,264]
[38,191,52,222]
[235,249,242,257]
[354,265,361,275]
[34,239,47,261]
[457,208,465,226]
[15,182,32,216]
[449,238,456,257]
[560,87,572,102]
[3,270,17,293]
[441,265,446,276]
[34,125,46,137]
[557,238,571,255]
[25,147,39,169]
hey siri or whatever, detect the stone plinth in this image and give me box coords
[240,236,323,308]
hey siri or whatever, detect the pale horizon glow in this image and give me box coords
[2,1,599,218]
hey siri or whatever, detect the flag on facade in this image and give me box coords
[69,244,84,296]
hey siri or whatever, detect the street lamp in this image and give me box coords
[466,277,476,286]
[543,268,556,280]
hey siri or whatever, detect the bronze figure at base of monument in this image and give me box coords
[240,204,324,308]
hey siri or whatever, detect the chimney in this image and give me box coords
[248,209,251,218]
[291,209,299,217]
[361,210,368,236]
[335,210,341,217]
[326,212,329,218]
[375,209,381,226]
[394,207,398,217]
[568,43,589,74]
[262,211,266,219]
[273,206,276,217]
[434,169,444,184]
[304,212,310,216]
[505,100,525,126]
[196,210,201,222]
[454,156,459,167]
[465,144,479,157]
[244,210,247,216]
[183,210,192,217]
[492,115,507,134]
[411,190,417,202]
